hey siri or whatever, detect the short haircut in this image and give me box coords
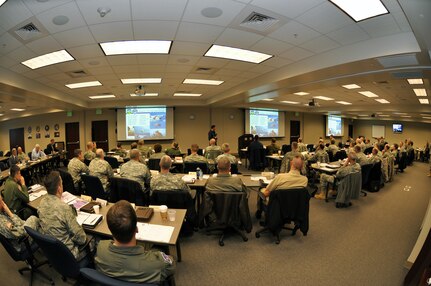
[129,149,140,160]
[354,145,362,153]
[172,142,178,149]
[209,138,216,145]
[292,142,298,150]
[211,125,216,129]
[138,139,144,146]
[330,139,335,144]
[130,142,138,149]
[96,148,104,158]
[74,149,82,157]
[87,141,93,149]
[291,155,303,171]
[271,138,276,143]
[107,200,137,244]
[319,143,324,150]
[10,164,20,177]
[254,135,259,141]
[221,143,230,153]
[348,152,357,162]
[217,156,231,172]
[117,142,122,148]
[372,148,378,155]
[44,171,61,196]
[298,138,302,143]
[191,144,199,152]
[154,144,162,153]
[35,144,40,148]
[159,155,172,170]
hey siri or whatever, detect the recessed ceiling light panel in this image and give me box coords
[407,78,423,85]
[121,78,162,84]
[419,98,429,104]
[281,101,300,104]
[89,94,116,99]
[375,98,390,104]
[342,84,361,89]
[204,44,272,64]
[359,91,379,98]
[294,92,309,96]
[173,93,202,97]
[261,99,274,101]
[100,40,172,55]
[183,79,224,85]
[130,93,158,97]
[313,96,334,101]
[413,88,427,96]
[329,0,389,22]
[336,101,352,105]
[66,81,102,89]
[21,49,74,69]
[10,108,25,111]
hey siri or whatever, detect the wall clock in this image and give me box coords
[36,126,40,132]
[45,125,50,131]
[54,124,59,131]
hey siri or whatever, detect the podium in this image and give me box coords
[238,134,254,167]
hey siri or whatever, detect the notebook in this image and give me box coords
[136,207,154,221]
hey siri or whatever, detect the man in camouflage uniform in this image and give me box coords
[205,157,246,192]
[138,139,151,159]
[165,142,182,157]
[309,143,329,163]
[150,155,195,198]
[354,145,369,166]
[184,144,207,163]
[315,152,361,200]
[68,149,89,189]
[280,142,306,174]
[38,171,94,260]
[84,141,96,161]
[89,149,114,192]
[3,165,33,220]
[368,148,382,164]
[120,149,151,190]
[149,144,165,159]
[205,139,222,161]
[266,138,280,155]
[17,146,29,162]
[297,138,307,152]
[215,143,237,164]
[327,139,339,156]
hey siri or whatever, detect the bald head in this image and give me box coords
[290,155,303,172]
[96,148,104,159]
[159,155,172,171]
[348,151,357,162]
[87,141,93,150]
[217,156,231,174]
[209,138,216,146]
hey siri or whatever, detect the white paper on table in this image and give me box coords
[182,175,196,183]
[61,191,77,204]
[29,190,47,201]
[250,176,267,181]
[320,167,335,172]
[136,223,174,243]
[202,175,210,179]
[76,212,103,226]
[319,163,328,167]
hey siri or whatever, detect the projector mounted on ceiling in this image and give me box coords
[134,85,145,96]
[308,98,320,107]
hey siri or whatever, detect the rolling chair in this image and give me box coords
[105,156,120,169]
[80,268,156,286]
[335,171,362,208]
[58,169,79,195]
[81,174,109,200]
[110,177,147,206]
[364,147,373,155]
[147,158,161,171]
[84,159,91,166]
[360,164,373,197]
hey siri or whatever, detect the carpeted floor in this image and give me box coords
[0,162,429,285]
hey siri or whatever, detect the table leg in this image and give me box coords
[168,242,181,262]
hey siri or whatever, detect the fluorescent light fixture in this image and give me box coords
[281,101,300,104]
[342,84,361,89]
[0,0,7,7]
[261,99,274,101]
[313,96,334,101]
[173,93,202,97]
[121,78,162,84]
[375,98,390,104]
[359,91,379,98]
[89,94,116,99]
[393,112,407,115]
[423,116,431,120]
[419,98,429,104]
[413,88,427,96]
[10,108,25,111]
[329,0,389,22]
[204,44,272,64]
[21,50,74,69]
[294,92,309,96]
[130,93,158,97]
[335,101,352,105]
[183,79,224,85]
[100,40,171,55]
[0,113,3,116]
[407,79,423,85]
[66,81,102,89]
[421,114,431,116]
[379,115,390,117]
[357,114,368,117]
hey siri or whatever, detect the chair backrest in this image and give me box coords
[364,147,373,155]
[360,164,373,188]
[84,159,91,166]
[0,151,3,157]
[81,174,108,200]
[0,232,28,262]
[150,190,193,209]
[58,169,77,195]
[80,268,154,286]
[4,151,11,157]
[248,148,266,171]
[28,152,32,159]
[369,161,382,181]
[337,171,362,202]
[281,144,291,154]
[24,226,81,279]
[110,177,145,206]
[105,156,119,169]
[306,144,315,152]
[327,151,334,162]
[0,162,8,171]
[205,149,222,161]
[183,162,208,174]
[147,158,161,171]
[334,150,347,161]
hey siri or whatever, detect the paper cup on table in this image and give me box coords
[160,205,168,221]
[93,205,100,214]
[168,210,176,222]
[317,162,321,168]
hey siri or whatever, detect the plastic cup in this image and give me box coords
[93,205,100,214]
[317,161,321,168]
[160,205,168,221]
[168,210,176,222]
[278,150,281,156]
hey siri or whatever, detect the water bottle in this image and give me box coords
[199,168,203,179]
[196,167,201,180]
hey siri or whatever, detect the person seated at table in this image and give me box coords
[38,171,95,261]
[315,152,361,200]
[314,138,327,152]
[327,139,339,156]
[95,200,175,284]
[309,144,329,163]
[120,149,151,191]
[31,144,46,160]
[138,139,151,159]
[368,148,382,164]
[364,138,372,150]
[0,194,39,252]
[216,143,237,164]
[8,148,20,166]
[184,144,207,163]
[89,149,114,192]
[92,142,97,153]
[84,141,96,161]
[205,139,222,159]
[68,149,89,189]
[205,157,246,192]
[261,156,308,199]
[17,147,29,162]
[280,142,305,173]
[354,145,368,166]
[165,142,182,157]
[297,138,307,152]
[266,138,280,155]
[150,144,165,159]
[150,155,194,198]
[46,139,58,154]
[3,165,33,220]
[113,142,127,157]
[382,144,393,159]
[356,137,365,152]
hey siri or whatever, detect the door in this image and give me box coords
[348,124,353,138]
[65,122,80,159]
[290,120,300,144]
[92,120,109,152]
[9,128,25,151]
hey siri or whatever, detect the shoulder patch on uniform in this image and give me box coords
[160,252,173,264]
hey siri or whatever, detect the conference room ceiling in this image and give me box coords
[0,0,429,122]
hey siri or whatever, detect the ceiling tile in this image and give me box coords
[55,61,84,72]
[251,37,293,56]
[35,2,86,34]
[195,57,230,68]
[175,22,224,44]
[89,21,134,42]
[0,0,33,31]
[0,32,23,55]
[223,61,256,71]
[326,24,370,46]
[139,65,166,73]
[170,41,210,56]
[133,21,179,40]
[76,0,132,25]
[23,0,73,15]
[168,55,201,65]
[166,65,194,73]
[7,45,37,62]
[137,55,169,65]
[107,55,138,66]
[131,0,187,21]
[262,57,293,68]
[0,56,17,68]
[251,0,325,19]
[392,11,412,32]
[52,27,96,49]
[300,35,339,53]
[68,44,105,60]
[359,14,402,38]
[26,35,63,55]
[268,20,321,45]
[279,46,314,61]
[86,66,115,76]
[215,28,263,49]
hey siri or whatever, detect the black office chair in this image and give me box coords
[281,144,291,154]
[200,191,252,246]
[84,159,91,166]
[183,162,208,174]
[0,233,52,286]
[0,151,3,156]
[407,149,415,166]
[58,168,79,195]
[360,164,373,197]
[396,151,407,173]
[364,147,373,155]
[255,188,310,244]
[80,268,156,286]
[335,171,362,208]
[24,226,91,283]
[147,158,161,171]
[334,150,347,161]
[0,161,8,171]
[28,152,32,159]
[327,151,334,162]
[367,161,383,192]
[248,148,266,171]
[110,177,147,206]
[105,156,119,169]
[81,174,109,200]
[306,144,315,152]
[4,150,11,157]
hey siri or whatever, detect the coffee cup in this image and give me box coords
[160,205,168,221]
[93,205,100,214]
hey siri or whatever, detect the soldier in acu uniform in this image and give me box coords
[120,149,151,190]
[89,149,114,192]
[67,149,89,189]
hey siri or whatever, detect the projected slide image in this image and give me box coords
[327,115,342,136]
[126,107,167,139]
[249,110,279,137]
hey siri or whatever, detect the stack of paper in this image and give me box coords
[61,191,77,204]
[29,190,47,201]
[182,175,196,183]
[76,212,103,228]
[135,223,174,243]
